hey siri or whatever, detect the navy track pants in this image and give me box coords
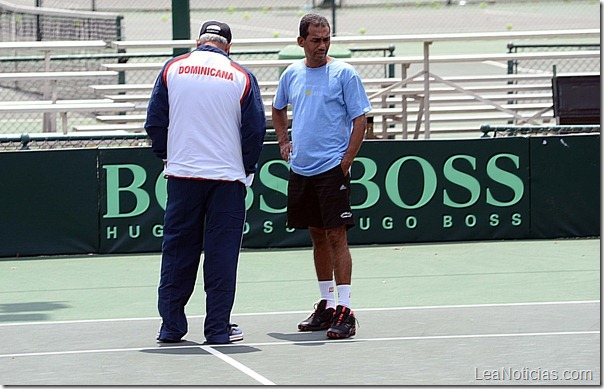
[157,176,246,344]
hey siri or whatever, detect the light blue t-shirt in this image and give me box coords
[273,59,372,176]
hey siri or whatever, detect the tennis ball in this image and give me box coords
[273,31,280,38]
[298,10,304,16]
[227,6,235,14]
[359,27,366,34]
[506,23,513,30]
[243,11,250,20]
[161,14,168,22]
[262,6,270,13]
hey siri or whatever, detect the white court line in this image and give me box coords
[0,300,598,327]
[0,330,598,360]
[236,330,601,348]
[200,345,276,385]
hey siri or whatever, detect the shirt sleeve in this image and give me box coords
[343,68,372,120]
[144,64,170,160]
[272,69,290,110]
[240,70,267,175]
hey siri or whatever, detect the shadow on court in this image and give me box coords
[0,301,71,323]
[142,343,263,356]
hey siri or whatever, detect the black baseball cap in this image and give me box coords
[199,21,232,43]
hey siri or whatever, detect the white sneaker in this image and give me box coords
[228,322,243,342]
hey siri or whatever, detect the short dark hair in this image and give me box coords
[299,13,330,38]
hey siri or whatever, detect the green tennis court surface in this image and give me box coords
[0,238,600,385]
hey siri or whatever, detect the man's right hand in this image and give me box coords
[279,142,292,163]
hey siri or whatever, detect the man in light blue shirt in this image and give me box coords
[273,13,371,339]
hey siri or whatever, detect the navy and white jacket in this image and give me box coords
[145,45,266,185]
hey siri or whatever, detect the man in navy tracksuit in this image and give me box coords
[145,21,266,344]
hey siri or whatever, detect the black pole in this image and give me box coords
[331,0,336,36]
[172,0,191,57]
[35,0,42,41]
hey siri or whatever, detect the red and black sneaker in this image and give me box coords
[326,305,357,339]
[298,300,335,331]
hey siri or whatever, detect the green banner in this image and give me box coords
[529,135,600,238]
[0,135,598,258]
[0,149,99,257]
[96,138,531,252]
[98,148,165,254]
[352,138,530,243]
[245,138,531,247]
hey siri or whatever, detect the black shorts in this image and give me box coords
[287,165,355,230]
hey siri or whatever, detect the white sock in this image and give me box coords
[337,284,352,309]
[319,280,336,309]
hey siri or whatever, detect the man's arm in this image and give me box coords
[240,71,267,175]
[272,105,292,163]
[144,70,170,160]
[340,114,367,173]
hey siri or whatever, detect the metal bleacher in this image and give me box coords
[0,29,599,140]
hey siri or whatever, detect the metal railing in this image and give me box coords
[0,132,149,150]
[480,124,600,138]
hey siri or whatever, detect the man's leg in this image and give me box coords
[309,165,354,285]
[324,226,356,339]
[304,165,355,338]
[288,170,337,331]
[157,178,205,341]
[296,227,337,331]
[203,181,246,344]
[309,226,335,282]
[324,225,352,286]
[310,227,338,309]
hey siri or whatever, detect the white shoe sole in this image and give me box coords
[229,333,244,342]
